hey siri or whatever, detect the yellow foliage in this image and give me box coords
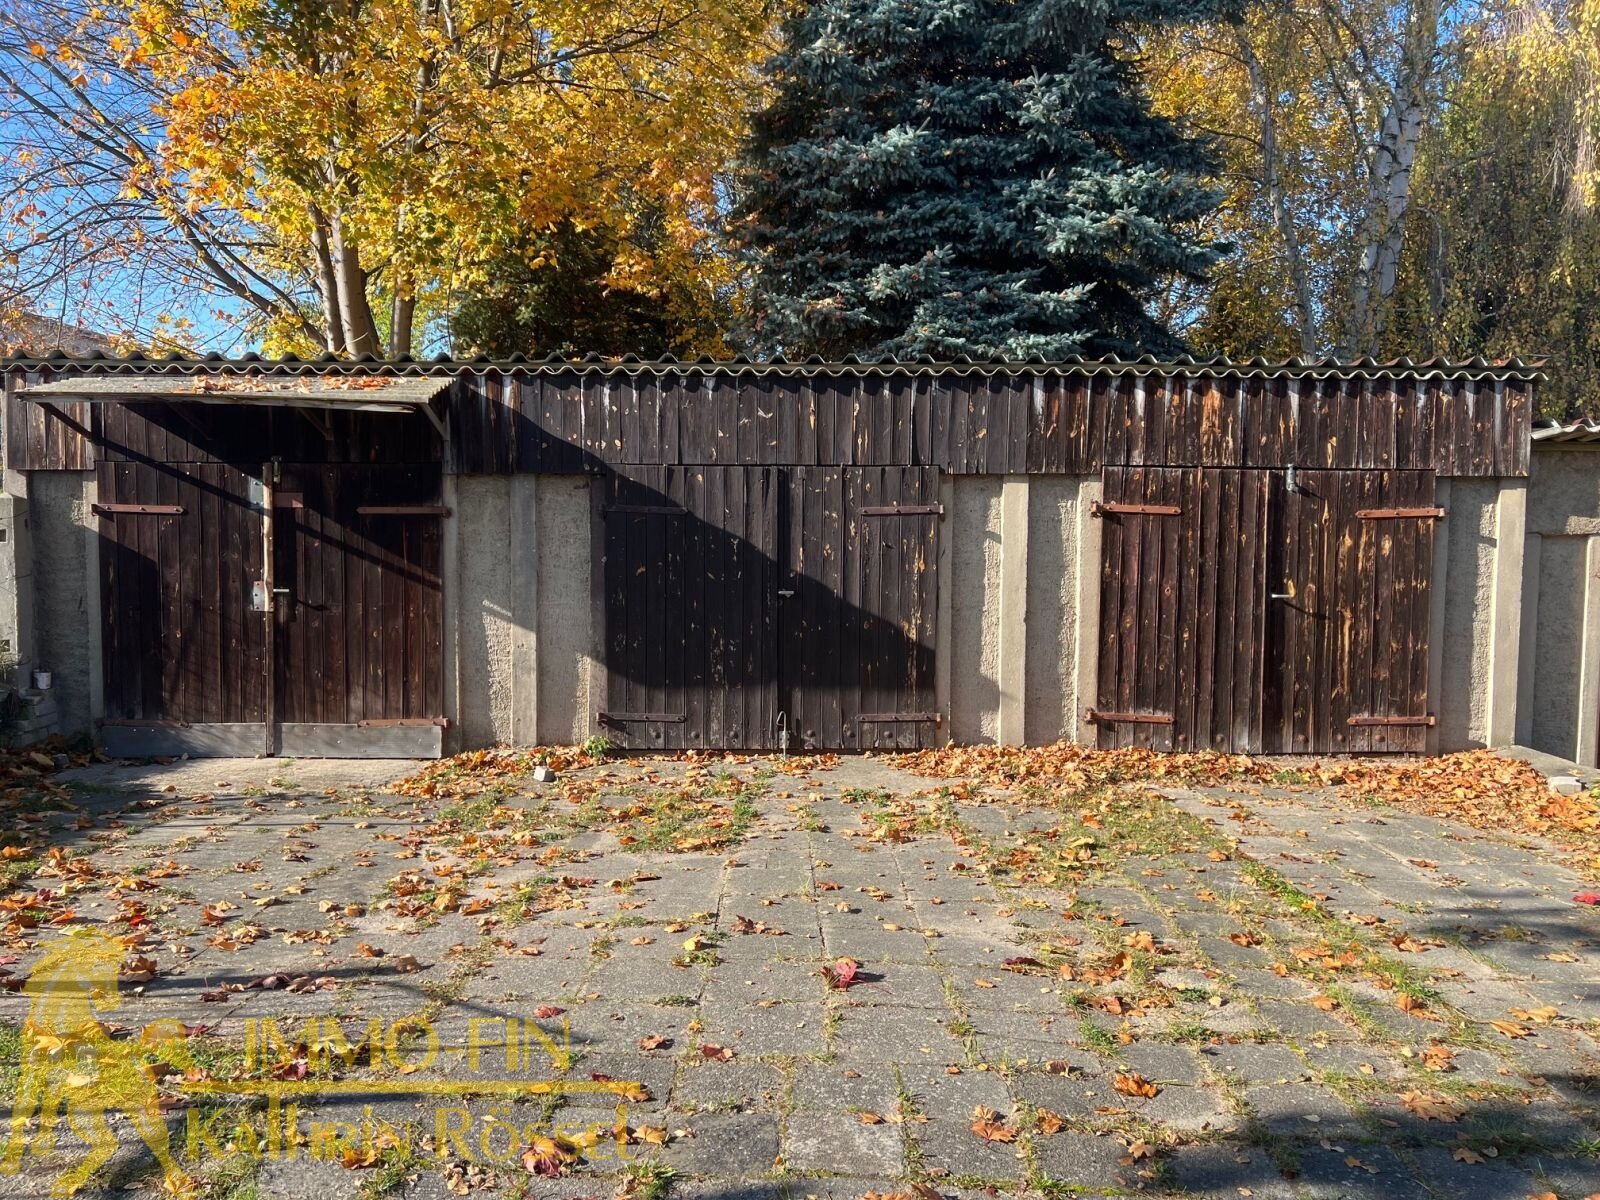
[78,0,771,351]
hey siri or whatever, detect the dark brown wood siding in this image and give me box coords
[446,371,1528,478]
[598,464,942,752]
[1094,466,1437,754]
[97,460,267,724]
[97,459,442,733]
[274,464,444,725]
[4,365,1532,478]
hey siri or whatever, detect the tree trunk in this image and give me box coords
[1237,31,1319,356]
[391,291,416,357]
[309,206,348,354]
[328,207,380,356]
[1340,0,1439,356]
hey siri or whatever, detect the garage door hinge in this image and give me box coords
[1085,708,1176,726]
[1090,502,1182,518]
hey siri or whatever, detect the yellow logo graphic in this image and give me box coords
[0,929,189,1197]
[0,931,641,1196]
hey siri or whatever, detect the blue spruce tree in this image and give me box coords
[731,0,1226,359]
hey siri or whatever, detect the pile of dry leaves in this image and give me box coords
[890,743,1600,844]
[389,747,607,800]
[1296,752,1600,841]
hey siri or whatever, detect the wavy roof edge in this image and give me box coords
[0,351,1546,383]
[1532,417,1600,443]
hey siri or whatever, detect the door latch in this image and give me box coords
[777,588,795,598]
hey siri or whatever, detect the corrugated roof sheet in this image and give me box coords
[1532,418,1600,444]
[0,350,1548,383]
[17,373,450,411]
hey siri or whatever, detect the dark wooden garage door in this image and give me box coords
[781,466,942,751]
[97,459,444,757]
[598,465,780,750]
[1094,467,1437,754]
[98,460,268,733]
[1265,469,1439,753]
[598,465,942,751]
[271,463,446,746]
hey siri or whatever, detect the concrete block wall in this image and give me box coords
[1437,479,1505,751]
[948,474,1101,746]
[1520,447,1600,765]
[451,474,595,750]
[0,472,97,744]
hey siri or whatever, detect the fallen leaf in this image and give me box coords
[1400,1090,1463,1122]
[969,1105,1018,1143]
[1421,1044,1456,1072]
[1112,1072,1161,1099]
[821,958,861,990]
[1508,1005,1559,1024]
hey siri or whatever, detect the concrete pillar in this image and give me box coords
[0,497,32,690]
[1425,479,1450,754]
[1487,480,1527,747]
[441,473,462,753]
[82,476,102,725]
[509,475,539,745]
[1576,536,1600,767]
[1515,531,1541,747]
[1072,478,1103,745]
[935,474,953,741]
[997,476,1029,744]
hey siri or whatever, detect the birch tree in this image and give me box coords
[1144,0,1457,356]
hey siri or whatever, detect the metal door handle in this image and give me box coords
[777,589,795,598]
[1269,592,1291,600]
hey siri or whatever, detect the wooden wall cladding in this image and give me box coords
[448,371,1530,477]
[1094,466,1438,756]
[6,364,1532,478]
[597,463,943,753]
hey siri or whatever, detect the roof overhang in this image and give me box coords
[17,374,450,437]
[1532,418,1600,446]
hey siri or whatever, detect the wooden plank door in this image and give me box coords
[779,466,942,752]
[1094,467,1271,753]
[1263,469,1437,753]
[271,463,445,755]
[97,460,269,755]
[598,466,779,750]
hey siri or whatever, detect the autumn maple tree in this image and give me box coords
[0,0,765,355]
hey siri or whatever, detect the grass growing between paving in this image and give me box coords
[839,769,1591,1179]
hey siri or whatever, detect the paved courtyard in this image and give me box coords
[0,746,1596,1199]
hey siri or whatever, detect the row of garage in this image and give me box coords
[0,355,1543,757]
